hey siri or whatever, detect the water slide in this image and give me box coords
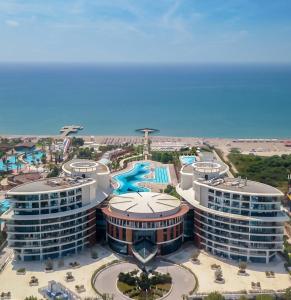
[63,138,71,154]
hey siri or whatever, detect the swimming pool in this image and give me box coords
[113,162,170,194]
[0,151,44,171]
[180,155,196,165]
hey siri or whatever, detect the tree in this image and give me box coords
[283,287,291,300]
[137,272,151,291]
[204,292,225,300]
[47,165,60,178]
[24,296,38,300]
[72,137,84,147]
[41,153,47,164]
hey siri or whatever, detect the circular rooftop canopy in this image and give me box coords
[62,159,108,175]
[109,192,181,219]
[192,161,221,173]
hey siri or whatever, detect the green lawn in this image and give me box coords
[117,281,135,293]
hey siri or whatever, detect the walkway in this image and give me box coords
[94,260,196,299]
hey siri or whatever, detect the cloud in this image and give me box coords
[5,20,19,27]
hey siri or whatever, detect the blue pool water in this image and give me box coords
[0,200,10,213]
[113,162,169,194]
[0,151,44,171]
[180,155,196,165]
[155,167,169,184]
[0,199,10,223]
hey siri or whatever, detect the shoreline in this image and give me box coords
[0,133,290,140]
[1,133,291,157]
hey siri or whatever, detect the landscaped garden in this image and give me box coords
[117,269,172,300]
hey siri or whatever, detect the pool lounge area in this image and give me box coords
[0,151,44,172]
[113,162,170,194]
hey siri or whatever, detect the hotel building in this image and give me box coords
[1,160,111,261]
[102,192,189,263]
[177,161,288,263]
[1,158,288,264]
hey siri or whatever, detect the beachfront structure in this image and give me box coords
[1,159,111,261]
[102,192,189,263]
[136,128,159,159]
[177,161,288,263]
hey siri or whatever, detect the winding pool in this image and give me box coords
[113,162,170,195]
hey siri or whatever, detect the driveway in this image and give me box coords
[94,260,196,300]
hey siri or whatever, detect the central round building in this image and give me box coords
[102,192,189,263]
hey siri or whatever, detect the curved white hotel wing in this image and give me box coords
[177,161,288,263]
[1,159,111,261]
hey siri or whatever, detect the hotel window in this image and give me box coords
[242,195,250,201]
[68,190,75,196]
[232,194,240,200]
[50,193,59,199]
[209,189,214,194]
[60,191,67,198]
[224,193,230,199]
[122,228,126,240]
[163,228,167,241]
[39,194,48,200]
[216,191,222,197]
[170,227,174,240]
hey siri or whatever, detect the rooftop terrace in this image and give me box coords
[62,159,108,175]
[197,177,283,196]
[7,177,95,194]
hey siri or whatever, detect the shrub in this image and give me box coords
[255,295,274,300]
[192,249,201,261]
[204,291,225,300]
[17,268,26,273]
[118,272,136,286]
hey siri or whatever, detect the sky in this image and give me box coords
[0,0,291,63]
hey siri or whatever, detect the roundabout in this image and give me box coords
[93,260,197,300]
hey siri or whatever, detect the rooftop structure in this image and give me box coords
[108,192,180,218]
[135,128,159,160]
[7,176,94,193]
[102,192,189,263]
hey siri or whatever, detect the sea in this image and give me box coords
[0,63,290,138]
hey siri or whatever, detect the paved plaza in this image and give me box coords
[0,244,290,299]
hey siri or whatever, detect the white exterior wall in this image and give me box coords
[181,173,193,189]
[96,173,110,190]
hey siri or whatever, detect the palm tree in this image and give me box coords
[15,156,21,173]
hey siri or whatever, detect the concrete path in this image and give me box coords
[94,261,196,300]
